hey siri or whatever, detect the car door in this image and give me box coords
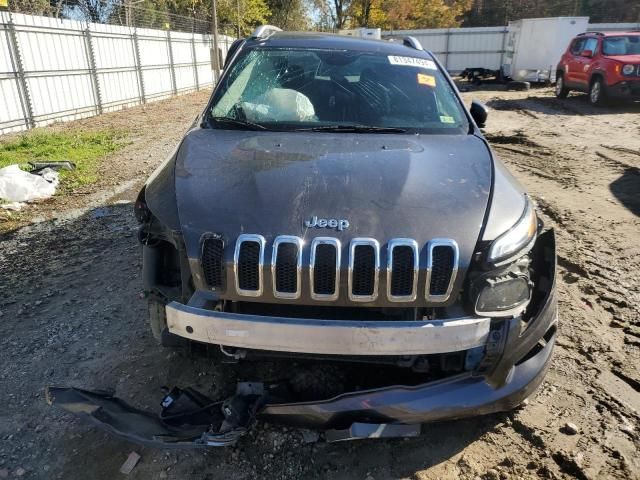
[564,38,585,86]
[574,37,599,86]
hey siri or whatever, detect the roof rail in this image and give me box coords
[403,36,423,50]
[578,31,604,36]
[251,25,282,39]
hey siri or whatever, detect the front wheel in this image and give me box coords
[589,78,607,106]
[555,75,569,98]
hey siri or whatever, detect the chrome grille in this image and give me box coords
[310,238,341,301]
[387,239,419,302]
[234,234,265,296]
[272,236,302,299]
[224,234,457,303]
[201,237,224,289]
[426,239,459,302]
[349,238,379,301]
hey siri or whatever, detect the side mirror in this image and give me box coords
[470,100,488,128]
[581,49,593,58]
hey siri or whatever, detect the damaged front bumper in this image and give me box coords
[48,231,556,446]
[166,304,491,356]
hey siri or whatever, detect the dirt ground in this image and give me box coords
[0,86,638,480]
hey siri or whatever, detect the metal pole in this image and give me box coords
[132,28,146,103]
[236,0,240,38]
[83,27,103,115]
[499,27,508,79]
[211,0,220,82]
[191,34,200,90]
[444,28,451,71]
[5,14,35,129]
[167,30,177,95]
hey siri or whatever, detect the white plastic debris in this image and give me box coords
[0,164,59,203]
[119,451,141,475]
[0,201,26,211]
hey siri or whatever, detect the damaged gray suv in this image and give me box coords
[50,27,557,445]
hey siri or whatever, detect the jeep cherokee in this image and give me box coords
[126,27,557,435]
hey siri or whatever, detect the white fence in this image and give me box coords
[382,22,640,73]
[0,12,234,135]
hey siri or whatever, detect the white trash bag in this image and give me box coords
[0,164,60,203]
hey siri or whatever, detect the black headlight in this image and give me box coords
[469,259,532,317]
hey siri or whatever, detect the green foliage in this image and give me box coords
[217,0,271,35]
[267,0,309,30]
[0,129,129,190]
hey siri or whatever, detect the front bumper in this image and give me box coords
[605,80,640,99]
[48,231,556,445]
[261,294,556,428]
[166,304,491,356]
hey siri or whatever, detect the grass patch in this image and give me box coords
[0,129,129,191]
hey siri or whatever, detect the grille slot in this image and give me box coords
[310,238,341,300]
[201,237,224,289]
[387,239,419,302]
[426,239,459,302]
[349,238,379,301]
[234,234,265,296]
[272,236,302,299]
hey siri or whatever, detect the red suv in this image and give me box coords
[556,31,640,105]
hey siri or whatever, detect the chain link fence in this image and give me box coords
[4,0,240,34]
[0,4,237,134]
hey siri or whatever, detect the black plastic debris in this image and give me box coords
[29,161,76,174]
[45,385,266,448]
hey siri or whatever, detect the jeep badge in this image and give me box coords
[304,216,350,231]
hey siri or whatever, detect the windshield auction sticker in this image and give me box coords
[417,73,436,87]
[388,56,437,70]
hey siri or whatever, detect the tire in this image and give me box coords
[506,81,530,91]
[555,74,569,98]
[589,78,607,106]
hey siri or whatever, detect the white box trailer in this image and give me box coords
[502,17,589,83]
[338,28,382,40]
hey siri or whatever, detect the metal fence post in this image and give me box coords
[5,15,35,129]
[499,27,508,74]
[83,27,103,115]
[191,34,199,91]
[132,28,146,104]
[167,30,177,95]
[444,28,451,71]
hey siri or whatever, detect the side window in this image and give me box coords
[583,38,598,54]
[570,38,585,55]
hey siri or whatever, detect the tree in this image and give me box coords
[349,0,473,30]
[216,0,271,35]
[310,0,349,30]
[63,0,115,22]
[267,0,309,30]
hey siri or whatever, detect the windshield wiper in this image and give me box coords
[295,125,407,133]
[210,116,268,131]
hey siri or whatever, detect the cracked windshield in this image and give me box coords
[210,48,468,132]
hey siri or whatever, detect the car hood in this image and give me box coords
[605,54,640,63]
[174,128,492,290]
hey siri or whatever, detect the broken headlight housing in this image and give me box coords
[471,258,532,316]
[469,197,537,317]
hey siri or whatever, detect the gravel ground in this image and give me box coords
[0,87,639,480]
